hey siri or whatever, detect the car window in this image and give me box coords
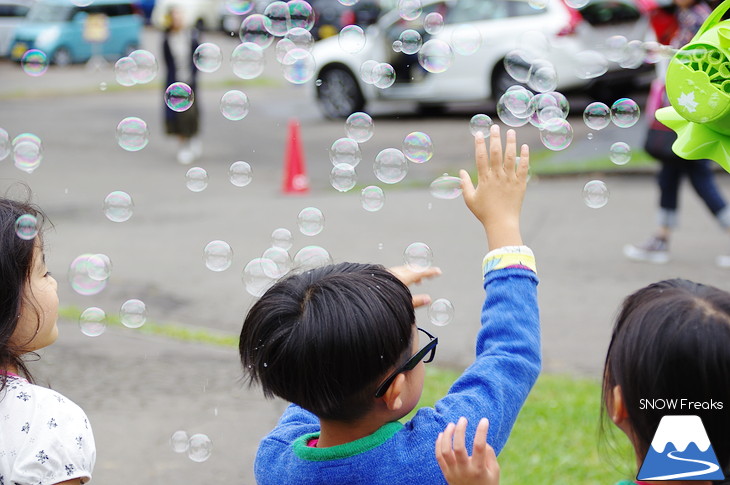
[0,4,30,17]
[579,0,640,25]
[446,0,510,23]
[26,3,74,22]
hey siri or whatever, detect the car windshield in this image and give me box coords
[26,3,74,22]
[446,0,511,23]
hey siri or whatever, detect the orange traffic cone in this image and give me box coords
[282,119,309,194]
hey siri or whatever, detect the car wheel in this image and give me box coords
[316,66,365,119]
[491,63,521,102]
[52,47,72,67]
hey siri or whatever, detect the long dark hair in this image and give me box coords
[602,279,730,474]
[0,195,48,390]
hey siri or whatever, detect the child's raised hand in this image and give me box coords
[459,124,529,251]
[388,265,442,308]
[435,417,500,485]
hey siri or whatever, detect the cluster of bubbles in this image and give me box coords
[358,60,397,89]
[5,132,44,173]
[428,298,454,326]
[69,253,112,297]
[114,50,158,87]
[170,430,213,463]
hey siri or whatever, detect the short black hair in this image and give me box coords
[0,193,49,390]
[239,262,414,422]
[602,279,730,473]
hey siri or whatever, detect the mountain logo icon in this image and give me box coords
[637,415,725,481]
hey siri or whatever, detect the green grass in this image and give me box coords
[529,148,656,176]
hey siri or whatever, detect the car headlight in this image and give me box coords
[35,27,60,49]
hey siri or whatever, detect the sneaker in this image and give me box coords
[717,254,730,268]
[623,236,670,264]
[177,147,194,165]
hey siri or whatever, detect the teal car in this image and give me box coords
[10,0,142,65]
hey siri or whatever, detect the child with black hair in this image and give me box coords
[239,124,540,484]
[0,197,96,484]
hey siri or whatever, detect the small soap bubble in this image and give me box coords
[288,0,315,31]
[398,0,422,20]
[428,298,454,326]
[451,25,481,56]
[619,40,645,69]
[165,82,194,112]
[339,25,366,53]
[329,138,361,167]
[120,299,147,329]
[194,43,223,73]
[583,102,610,130]
[429,174,462,200]
[220,90,250,120]
[99,82,107,91]
[504,49,534,83]
[243,257,279,297]
[497,95,530,127]
[610,142,631,166]
[129,50,157,84]
[79,307,106,337]
[281,48,316,84]
[272,228,293,250]
[583,180,609,208]
[231,42,266,79]
[418,39,453,73]
[263,1,291,37]
[87,253,112,281]
[502,86,534,117]
[275,38,296,62]
[68,255,108,296]
[239,14,274,48]
[330,163,357,192]
[13,141,42,173]
[186,168,208,192]
[392,40,403,53]
[15,214,39,240]
[403,132,433,163]
[187,434,213,462]
[229,161,252,186]
[293,245,332,269]
[399,29,422,55]
[298,207,324,236]
[540,118,573,151]
[285,27,314,51]
[374,148,408,184]
[21,49,48,77]
[116,117,149,151]
[114,56,137,86]
[423,12,444,34]
[345,112,374,143]
[262,246,292,277]
[404,242,433,272]
[573,50,607,79]
[204,240,233,272]
[373,63,396,89]
[527,59,558,93]
[360,59,379,84]
[171,430,189,453]
[103,191,133,223]
[470,114,493,136]
[604,35,628,62]
[226,0,254,14]
[611,98,640,128]
[361,186,385,212]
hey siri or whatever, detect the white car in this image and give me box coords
[311,0,654,118]
[0,0,34,57]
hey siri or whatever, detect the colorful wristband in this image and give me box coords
[482,246,536,276]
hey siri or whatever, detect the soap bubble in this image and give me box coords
[129,50,157,83]
[0,128,9,160]
[243,257,279,296]
[298,207,324,236]
[451,25,481,56]
[285,27,314,51]
[220,90,250,120]
[497,95,530,127]
[21,49,48,77]
[470,114,493,136]
[188,434,213,463]
[272,228,293,250]
[610,142,631,165]
[87,254,112,281]
[79,307,106,337]
[204,240,233,272]
[403,132,433,163]
[583,180,609,208]
[329,138,361,167]
[262,246,292,277]
[194,43,223,72]
[611,98,640,128]
[527,59,557,92]
[429,174,462,199]
[229,161,253,186]
[15,214,39,240]
[399,29,422,55]
[339,25,366,53]
[604,35,628,62]
[373,63,396,89]
[170,430,189,453]
[226,0,254,14]
[114,56,136,86]
[165,82,194,112]
[103,191,133,223]
[120,299,147,329]
[502,86,534,117]
[374,148,408,184]
[423,12,444,34]
[330,163,357,192]
[275,38,296,62]
[428,298,454,326]
[503,49,534,83]
[68,255,107,296]
[360,59,379,84]
[540,118,573,151]
[231,42,266,79]
[619,40,645,69]
[404,242,433,272]
[361,186,385,212]
[116,117,148,151]
[528,91,569,128]
[583,102,610,130]
[293,245,332,269]
[398,0,422,20]
[282,48,316,84]
[345,112,374,143]
[289,0,315,30]
[186,167,208,192]
[418,39,453,73]
[239,14,274,48]
[13,141,42,173]
[264,1,291,36]
[573,50,607,79]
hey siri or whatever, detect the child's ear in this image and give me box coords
[609,385,628,425]
[381,373,406,412]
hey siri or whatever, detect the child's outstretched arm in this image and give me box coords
[436,417,500,485]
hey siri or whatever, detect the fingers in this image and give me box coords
[388,265,442,286]
[459,169,475,204]
[453,417,469,463]
[411,293,432,308]
[488,124,502,172]
[440,422,457,466]
[503,129,517,174]
[471,417,489,465]
[517,143,530,181]
[474,132,489,178]
[435,432,446,468]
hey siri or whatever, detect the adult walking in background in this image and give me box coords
[162,6,202,165]
[624,0,730,266]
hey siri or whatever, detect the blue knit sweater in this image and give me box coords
[254,263,541,484]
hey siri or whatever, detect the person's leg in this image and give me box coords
[686,160,730,267]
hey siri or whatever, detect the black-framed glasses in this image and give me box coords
[374,327,438,398]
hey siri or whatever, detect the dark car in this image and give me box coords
[309,0,379,40]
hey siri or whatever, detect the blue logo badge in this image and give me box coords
[638,415,725,481]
